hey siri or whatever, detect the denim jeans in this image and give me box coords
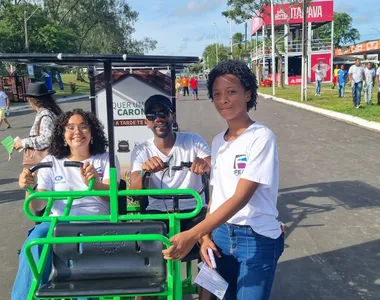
[351,81,363,106]
[338,82,346,97]
[212,223,284,300]
[315,80,322,95]
[364,82,373,104]
[12,222,88,300]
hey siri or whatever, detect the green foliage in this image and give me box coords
[189,64,204,74]
[202,43,230,69]
[314,12,360,49]
[0,0,157,54]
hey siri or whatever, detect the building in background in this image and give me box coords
[250,0,334,86]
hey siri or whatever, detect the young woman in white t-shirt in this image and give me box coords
[12,108,120,300]
[163,60,284,300]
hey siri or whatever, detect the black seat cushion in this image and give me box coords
[36,221,167,297]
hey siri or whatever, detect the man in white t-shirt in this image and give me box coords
[314,65,324,96]
[0,88,12,129]
[348,58,366,108]
[376,66,380,105]
[130,94,212,300]
[364,63,376,105]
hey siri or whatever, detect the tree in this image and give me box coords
[314,12,360,49]
[189,63,204,74]
[203,44,230,70]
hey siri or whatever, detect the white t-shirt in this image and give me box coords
[210,122,281,239]
[0,91,8,108]
[315,69,323,81]
[131,132,211,211]
[364,68,376,84]
[37,152,120,216]
[348,65,365,83]
[376,67,380,77]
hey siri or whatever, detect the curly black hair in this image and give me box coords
[49,108,108,159]
[207,60,258,111]
[28,95,63,116]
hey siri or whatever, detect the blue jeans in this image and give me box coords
[364,82,373,104]
[351,81,363,106]
[315,80,322,95]
[12,222,88,300]
[338,82,346,97]
[212,223,284,300]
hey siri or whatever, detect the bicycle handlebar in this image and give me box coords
[26,161,95,194]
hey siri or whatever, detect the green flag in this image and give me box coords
[1,136,14,155]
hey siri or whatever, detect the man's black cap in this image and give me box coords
[144,94,173,113]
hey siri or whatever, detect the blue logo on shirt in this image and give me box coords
[55,175,63,181]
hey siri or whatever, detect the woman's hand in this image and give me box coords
[199,235,221,268]
[80,162,98,186]
[19,168,36,189]
[14,139,23,151]
[162,229,198,261]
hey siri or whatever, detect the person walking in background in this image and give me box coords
[337,65,348,98]
[348,58,366,109]
[332,64,339,89]
[189,75,199,101]
[314,65,324,96]
[181,74,189,96]
[364,62,376,105]
[0,87,11,129]
[175,76,181,101]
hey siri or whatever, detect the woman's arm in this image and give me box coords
[22,116,54,150]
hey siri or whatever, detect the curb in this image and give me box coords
[9,94,89,112]
[259,93,380,133]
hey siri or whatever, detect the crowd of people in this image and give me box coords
[175,74,200,101]
[316,58,380,109]
[11,60,283,300]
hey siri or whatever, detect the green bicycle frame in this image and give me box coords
[24,167,203,300]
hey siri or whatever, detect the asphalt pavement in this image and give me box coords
[1,84,380,299]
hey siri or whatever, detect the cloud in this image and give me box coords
[196,33,215,42]
[170,0,225,17]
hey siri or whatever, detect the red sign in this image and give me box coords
[251,0,334,35]
[288,76,302,85]
[311,53,332,82]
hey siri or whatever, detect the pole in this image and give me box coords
[104,61,115,168]
[230,16,233,58]
[245,22,248,51]
[89,67,96,114]
[330,21,334,84]
[214,23,219,64]
[300,0,308,101]
[24,11,28,51]
[271,0,276,96]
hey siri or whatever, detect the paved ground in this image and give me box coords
[1,82,380,299]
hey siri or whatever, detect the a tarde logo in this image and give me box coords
[55,175,63,182]
[233,155,247,176]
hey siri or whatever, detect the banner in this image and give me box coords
[311,53,332,82]
[251,0,334,35]
[335,40,380,56]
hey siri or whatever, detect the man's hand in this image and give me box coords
[199,235,221,268]
[80,162,99,186]
[162,229,198,261]
[19,168,36,189]
[190,157,210,175]
[142,156,166,173]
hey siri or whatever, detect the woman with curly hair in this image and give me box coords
[163,60,284,300]
[12,108,120,300]
[13,82,63,165]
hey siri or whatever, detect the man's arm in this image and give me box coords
[6,95,10,109]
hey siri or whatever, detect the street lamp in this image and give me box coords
[370,28,380,35]
[213,23,219,64]
[24,7,40,52]
[270,0,276,96]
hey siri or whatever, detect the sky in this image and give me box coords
[127,0,380,57]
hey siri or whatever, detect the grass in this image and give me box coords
[53,73,90,98]
[259,84,380,122]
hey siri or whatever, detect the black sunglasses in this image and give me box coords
[145,109,171,121]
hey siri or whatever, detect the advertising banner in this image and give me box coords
[311,53,332,82]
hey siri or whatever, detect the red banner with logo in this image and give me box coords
[335,39,380,55]
[311,53,332,82]
[251,0,334,35]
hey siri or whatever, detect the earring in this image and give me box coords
[91,137,93,144]
[64,140,67,146]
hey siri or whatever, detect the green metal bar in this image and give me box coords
[62,197,74,217]
[27,219,58,300]
[25,234,172,299]
[42,197,54,217]
[109,168,118,223]
[126,205,140,212]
